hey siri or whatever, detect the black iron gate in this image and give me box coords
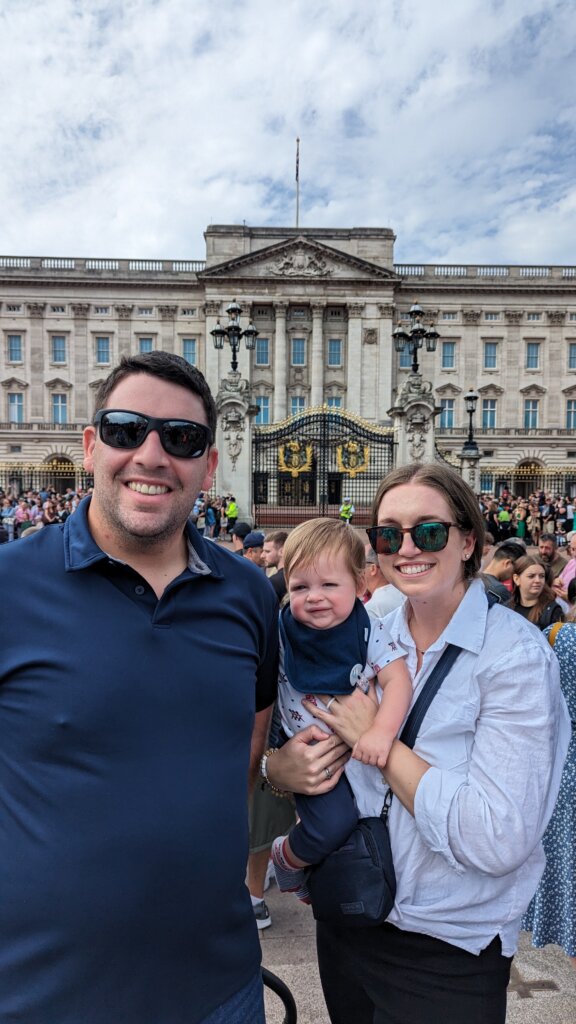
[253,409,395,528]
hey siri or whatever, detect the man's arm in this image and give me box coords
[249,705,273,791]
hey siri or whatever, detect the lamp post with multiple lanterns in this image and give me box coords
[392,302,440,374]
[210,299,258,372]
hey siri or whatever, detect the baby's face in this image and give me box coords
[287,551,361,630]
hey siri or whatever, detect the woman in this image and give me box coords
[513,500,528,540]
[508,554,564,630]
[552,534,576,603]
[523,622,576,968]
[266,462,570,1024]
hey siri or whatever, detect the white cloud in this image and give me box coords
[0,0,573,264]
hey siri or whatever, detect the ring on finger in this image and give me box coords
[324,766,333,780]
[326,696,338,710]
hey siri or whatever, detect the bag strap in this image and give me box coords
[547,621,564,648]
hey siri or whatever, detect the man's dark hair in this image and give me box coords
[492,541,526,563]
[539,533,558,547]
[93,351,217,437]
[265,530,288,547]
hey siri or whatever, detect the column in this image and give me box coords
[158,305,178,353]
[346,302,364,413]
[273,301,288,421]
[71,304,90,420]
[310,302,325,407]
[377,303,395,421]
[204,300,222,398]
[27,303,46,419]
[114,305,134,360]
[503,309,523,425]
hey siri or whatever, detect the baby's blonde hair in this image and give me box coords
[283,518,366,588]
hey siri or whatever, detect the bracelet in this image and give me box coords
[260,747,289,798]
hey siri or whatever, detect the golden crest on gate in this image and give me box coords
[336,441,369,478]
[278,441,313,477]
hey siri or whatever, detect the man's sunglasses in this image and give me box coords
[366,521,459,555]
[93,410,213,459]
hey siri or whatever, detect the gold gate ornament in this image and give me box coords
[278,441,313,477]
[336,441,369,478]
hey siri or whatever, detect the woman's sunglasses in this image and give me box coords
[93,409,213,459]
[366,521,459,555]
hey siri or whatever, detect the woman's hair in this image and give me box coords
[507,554,556,624]
[370,462,485,581]
[283,517,366,589]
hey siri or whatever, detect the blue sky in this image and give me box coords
[0,0,574,265]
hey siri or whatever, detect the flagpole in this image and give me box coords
[295,137,300,228]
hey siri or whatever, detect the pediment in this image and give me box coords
[1,376,28,389]
[478,384,504,396]
[435,383,462,397]
[199,236,397,282]
[45,377,72,391]
[519,384,547,396]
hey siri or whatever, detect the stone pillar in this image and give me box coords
[388,373,440,466]
[459,451,481,491]
[204,300,222,398]
[310,302,325,407]
[273,301,288,421]
[346,303,364,412]
[546,310,566,422]
[27,303,46,419]
[377,303,395,420]
[114,305,134,360]
[71,304,90,420]
[158,305,178,352]
[214,371,256,518]
[503,309,523,425]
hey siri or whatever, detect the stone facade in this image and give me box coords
[1,226,575,498]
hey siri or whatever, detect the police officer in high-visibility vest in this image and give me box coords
[339,498,355,524]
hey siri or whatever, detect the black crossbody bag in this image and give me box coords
[308,642,463,928]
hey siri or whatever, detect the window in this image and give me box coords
[181,307,196,316]
[52,393,68,424]
[95,336,110,364]
[328,308,343,318]
[441,341,456,369]
[327,396,342,409]
[526,342,540,369]
[440,399,454,428]
[527,312,541,321]
[94,305,110,314]
[51,335,66,363]
[327,338,342,366]
[254,306,270,317]
[291,396,306,416]
[567,400,576,430]
[291,308,306,319]
[484,312,500,321]
[8,392,23,423]
[570,313,576,322]
[137,307,153,316]
[569,343,576,370]
[524,399,539,429]
[51,305,65,314]
[139,337,153,354]
[442,312,457,321]
[291,337,306,366]
[398,345,411,369]
[482,399,497,429]
[6,303,21,312]
[255,338,269,366]
[7,334,22,361]
[254,396,270,426]
[182,338,197,364]
[484,341,498,369]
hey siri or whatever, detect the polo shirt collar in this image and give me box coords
[64,496,223,579]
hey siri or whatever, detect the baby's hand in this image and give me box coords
[352,726,393,769]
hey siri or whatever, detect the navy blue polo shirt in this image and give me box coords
[0,500,278,1024]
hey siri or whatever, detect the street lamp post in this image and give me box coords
[462,388,480,457]
[210,299,258,372]
[393,302,440,374]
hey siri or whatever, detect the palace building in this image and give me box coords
[1,223,575,499]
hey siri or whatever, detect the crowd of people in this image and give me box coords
[0,354,573,1024]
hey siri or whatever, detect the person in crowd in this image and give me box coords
[526,501,541,545]
[523,622,576,969]
[262,530,288,600]
[230,520,252,555]
[41,500,59,526]
[203,497,217,539]
[363,543,404,617]
[485,499,501,543]
[0,351,278,1024]
[264,462,570,1024]
[226,495,239,536]
[270,518,412,902]
[552,533,576,603]
[538,534,568,579]
[496,502,512,540]
[338,497,355,524]
[508,554,564,630]
[481,540,526,603]
[243,531,266,567]
[513,500,528,540]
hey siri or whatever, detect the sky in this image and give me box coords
[0,0,574,266]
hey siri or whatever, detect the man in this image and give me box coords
[538,534,568,579]
[364,544,404,617]
[0,352,278,1024]
[225,494,239,535]
[230,520,251,554]
[262,530,288,599]
[339,497,355,524]
[482,540,526,602]
[243,530,266,567]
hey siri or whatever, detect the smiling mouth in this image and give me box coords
[127,482,169,495]
[397,564,433,576]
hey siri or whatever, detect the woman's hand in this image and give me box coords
[302,684,379,750]
[266,725,350,796]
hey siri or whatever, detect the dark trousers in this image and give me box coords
[316,920,512,1024]
[290,775,358,864]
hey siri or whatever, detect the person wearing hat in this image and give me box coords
[243,531,266,568]
[231,521,252,555]
[339,498,355,524]
[225,496,239,536]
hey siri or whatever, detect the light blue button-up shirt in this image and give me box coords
[384,578,571,956]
